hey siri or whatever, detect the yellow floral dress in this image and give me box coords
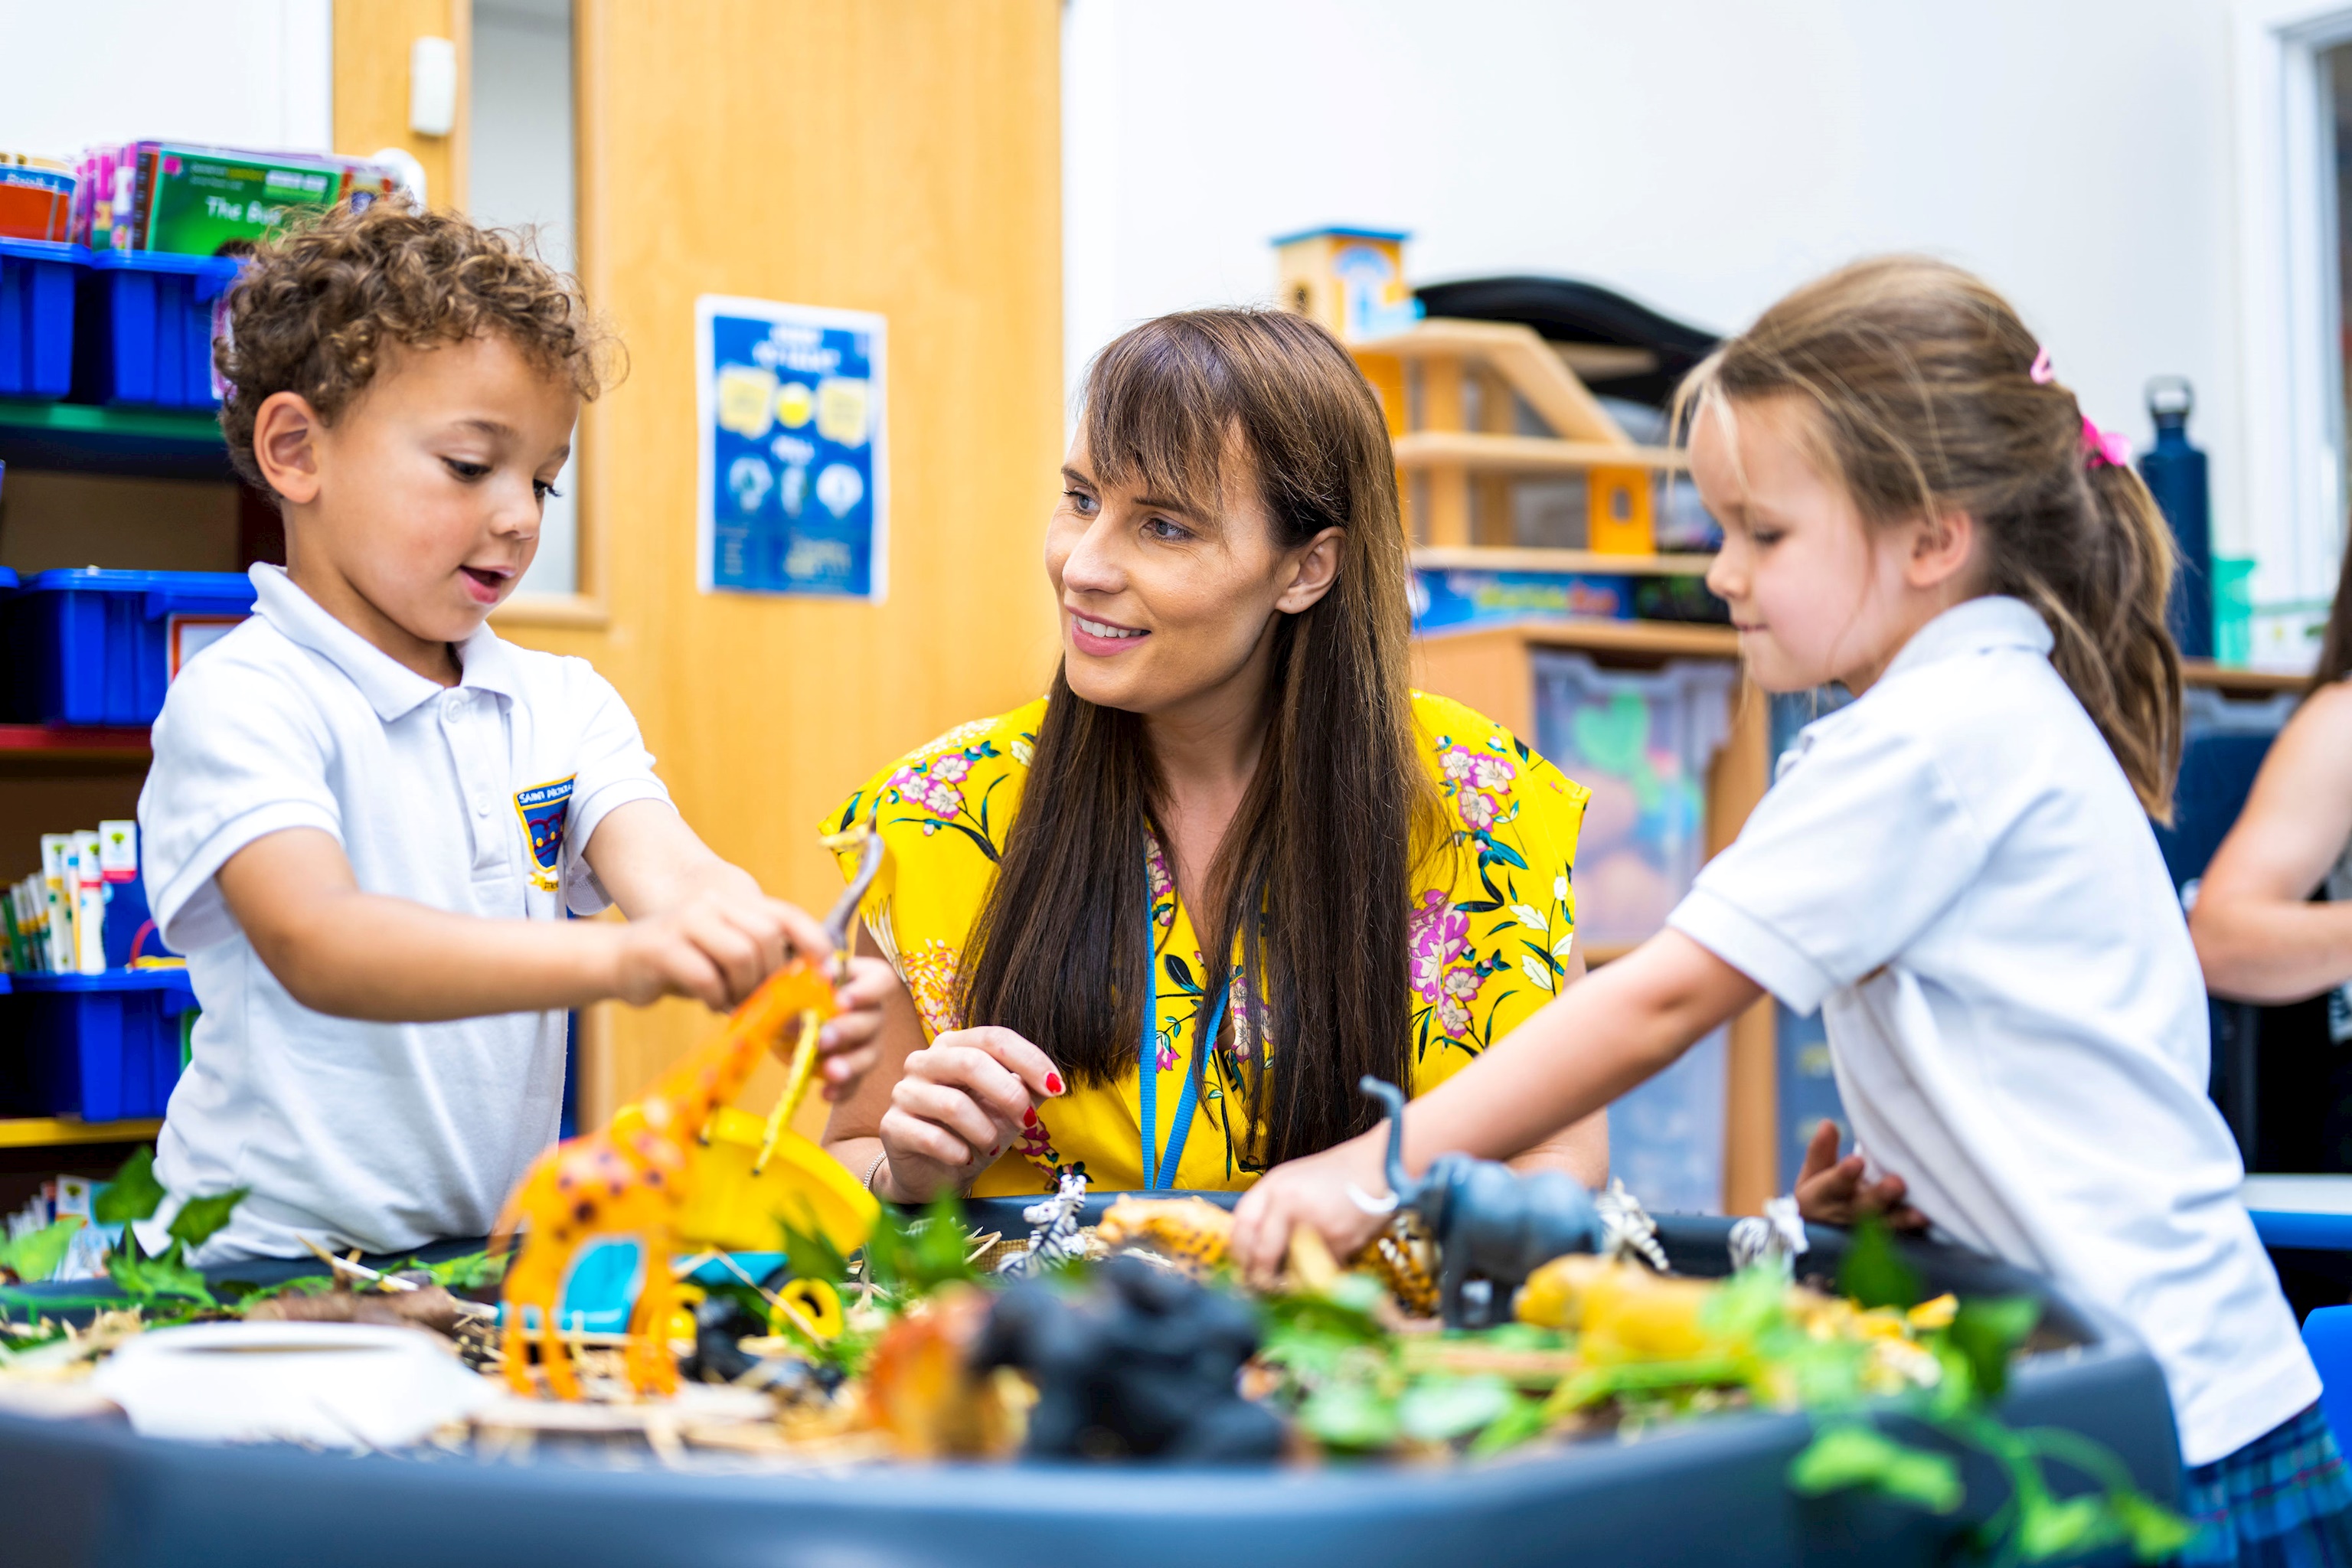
[825,691,1589,1197]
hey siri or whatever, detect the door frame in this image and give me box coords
[2234,0,2352,657]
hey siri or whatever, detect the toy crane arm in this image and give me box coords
[1357,1076,1422,1211]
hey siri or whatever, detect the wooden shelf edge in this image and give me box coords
[1416,616,1742,660]
[0,1116,162,1149]
[0,399,221,443]
[0,724,152,758]
[1393,429,1687,474]
[2181,658,2308,695]
[1414,545,1717,579]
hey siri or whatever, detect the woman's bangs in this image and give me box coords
[1080,325,1235,524]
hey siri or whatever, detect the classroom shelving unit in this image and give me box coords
[0,394,239,1193]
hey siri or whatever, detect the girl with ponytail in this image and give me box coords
[1236,257,2345,1564]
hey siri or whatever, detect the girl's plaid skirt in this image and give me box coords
[2180,1403,2352,1567]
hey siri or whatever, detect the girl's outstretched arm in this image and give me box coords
[1229,929,1759,1280]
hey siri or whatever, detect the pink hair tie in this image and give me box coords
[2082,415,2130,469]
[2032,345,2131,467]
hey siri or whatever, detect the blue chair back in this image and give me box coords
[2303,1305,2352,1449]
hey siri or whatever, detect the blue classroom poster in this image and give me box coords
[695,295,887,600]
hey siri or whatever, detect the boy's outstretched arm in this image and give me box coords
[216,807,890,1093]
[578,799,890,1096]
[1228,929,1759,1282]
[218,826,693,1021]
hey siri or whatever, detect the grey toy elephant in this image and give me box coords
[1359,1076,1603,1328]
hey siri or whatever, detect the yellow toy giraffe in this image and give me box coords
[492,815,883,1400]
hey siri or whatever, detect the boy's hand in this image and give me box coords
[1230,1131,1391,1288]
[812,954,893,1102]
[609,888,828,1010]
[1793,1119,1927,1232]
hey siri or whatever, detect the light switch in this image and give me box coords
[410,37,458,138]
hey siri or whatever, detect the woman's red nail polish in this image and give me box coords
[1023,1106,1038,1126]
[1044,1073,1064,1096]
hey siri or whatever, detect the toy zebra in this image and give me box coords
[1595,1179,1671,1272]
[1728,1195,1810,1277]
[997,1168,1089,1278]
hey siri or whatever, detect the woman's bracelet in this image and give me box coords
[863,1151,889,1196]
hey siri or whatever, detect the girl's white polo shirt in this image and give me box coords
[134,564,671,1262]
[1667,595,2316,1465]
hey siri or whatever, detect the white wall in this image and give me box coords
[0,0,331,160]
[1066,0,2266,627]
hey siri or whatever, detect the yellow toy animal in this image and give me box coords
[493,815,884,1400]
[1096,1195,1439,1316]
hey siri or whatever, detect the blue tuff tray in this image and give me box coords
[0,1214,2177,1568]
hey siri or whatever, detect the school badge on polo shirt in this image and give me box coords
[512,776,577,892]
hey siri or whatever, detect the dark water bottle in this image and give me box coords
[2138,376,2213,660]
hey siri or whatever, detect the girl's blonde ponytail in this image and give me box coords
[1678,256,2184,818]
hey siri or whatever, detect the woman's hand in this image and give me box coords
[1792,1120,1926,1232]
[874,1026,1065,1202]
[1229,1129,1390,1287]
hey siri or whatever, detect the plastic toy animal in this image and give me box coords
[1096,1196,1234,1276]
[1596,1178,1670,1272]
[976,1255,1285,1462]
[1356,1075,1602,1329]
[996,1169,1090,1278]
[1097,1194,1441,1315]
[492,817,885,1400]
[1727,1194,1810,1277]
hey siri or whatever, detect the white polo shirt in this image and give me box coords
[136,564,670,1262]
[1668,596,2316,1467]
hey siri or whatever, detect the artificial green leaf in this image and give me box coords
[0,1217,83,1283]
[108,1242,212,1305]
[418,1250,507,1290]
[166,1187,249,1250]
[776,1213,849,1286]
[1701,1263,1793,1341]
[2111,1491,2197,1563]
[2017,1494,2118,1562]
[1468,1393,1552,1458]
[1298,1381,1400,1452]
[859,1197,977,1298]
[1397,1375,1514,1443]
[93,1147,165,1224]
[1945,1295,2040,1402]
[1837,1214,1921,1311]
[1788,1423,1962,1514]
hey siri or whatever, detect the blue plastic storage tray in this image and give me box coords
[4,567,253,725]
[5,968,195,1122]
[75,249,243,408]
[0,237,83,398]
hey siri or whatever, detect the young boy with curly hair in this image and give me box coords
[135,198,890,1261]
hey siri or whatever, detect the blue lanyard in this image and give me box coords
[1138,864,1225,1191]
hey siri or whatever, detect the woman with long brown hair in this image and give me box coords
[818,309,1603,1200]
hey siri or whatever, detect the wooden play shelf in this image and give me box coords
[0,726,152,760]
[0,1117,162,1150]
